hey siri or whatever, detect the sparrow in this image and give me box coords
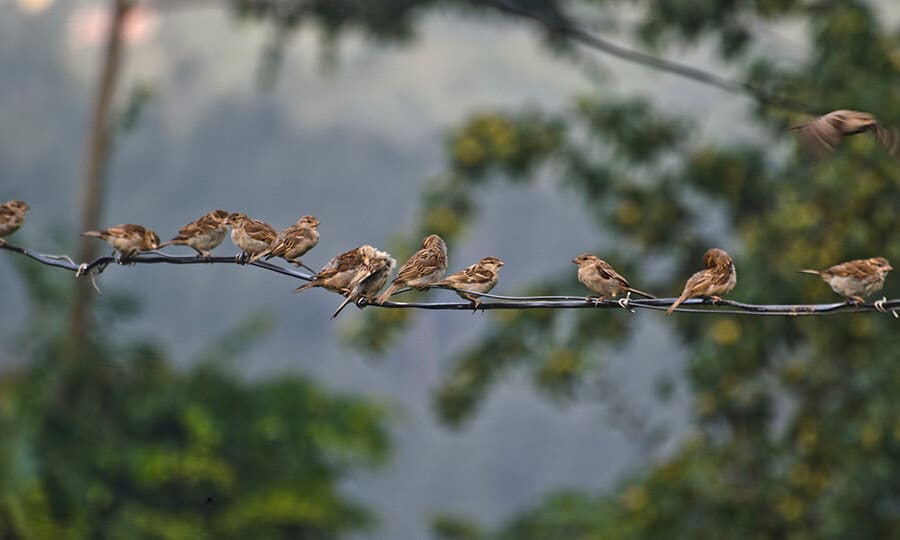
[0,200,29,245]
[791,109,899,157]
[158,209,230,257]
[376,234,448,304]
[81,224,161,258]
[249,215,320,265]
[293,245,376,295]
[433,256,504,309]
[572,254,655,303]
[332,248,396,318]
[799,257,892,303]
[667,248,737,314]
[227,212,277,261]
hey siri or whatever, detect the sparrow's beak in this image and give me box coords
[886,264,894,271]
[571,258,579,264]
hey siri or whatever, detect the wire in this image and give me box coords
[468,0,824,116]
[2,243,896,317]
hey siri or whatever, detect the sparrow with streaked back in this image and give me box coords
[293,245,375,295]
[376,234,448,304]
[81,224,161,258]
[0,200,29,245]
[433,256,504,309]
[332,248,396,318]
[667,248,737,314]
[228,212,277,261]
[572,254,654,303]
[799,257,892,303]
[250,215,320,265]
[158,209,230,257]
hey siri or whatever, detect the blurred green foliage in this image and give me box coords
[0,264,389,539]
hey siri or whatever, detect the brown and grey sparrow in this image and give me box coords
[572,254,654,303]
[293,244,376,295]
[433,256,504,309]
[81,224,161,258]
[227,212,277,261]
[668,248,737,314]
[791,109,899,156]
[0,200,29,245]
[799,257,892,303]
[376,234,448,304]
[158,209,230,257]
[249,215,320,265]
[332,248,396,318]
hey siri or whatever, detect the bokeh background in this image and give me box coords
[1,1,899,538]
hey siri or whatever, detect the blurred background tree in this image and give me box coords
[0,260,389,539]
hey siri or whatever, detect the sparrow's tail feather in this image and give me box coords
[667,292,690,315]
[798,269,821,276]
[157,239,179,248]
[376,283,400,305]
[292,281,318,293]
[626,287,655,299]
[248,250,270,264]
[81,230,105,238]
[331,295,355,319]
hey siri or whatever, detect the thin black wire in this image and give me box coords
[468,0,824,116]
[2,243,897,317]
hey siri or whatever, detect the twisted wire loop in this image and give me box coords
[1,243,897,317]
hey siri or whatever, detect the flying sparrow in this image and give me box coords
[791,109,899,156]
[799,257,892,303]
[293,244,376,295]
[433,256,504,309]
[667,248,737,314]
[332,248,396,318]
[0,200,29,245]
[81,224,161,258]
[572,254,655,303]
[158,209,230,257]
[227,212,277,261]
[376,234,448,304]
[249,215,320,265]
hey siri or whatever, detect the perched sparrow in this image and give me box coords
[81,224,161,258]
[228,212,277,261]
[250,215,320,265]
[667,248,737,314]
[293,245,376,295]
[158,209,230,257]
[332,248,396,318]
[799,257,892,303]
[791,109,899,156]
[0,200,29,245]
[572,254,654,302]
[376,234,448,304]
[433,256,504,309]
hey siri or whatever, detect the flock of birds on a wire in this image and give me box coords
[0,109,896,317]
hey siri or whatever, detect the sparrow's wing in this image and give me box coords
[871,125,900,156]
[396,248,444,282]
[792,117,840,155]
[594,260,630,288]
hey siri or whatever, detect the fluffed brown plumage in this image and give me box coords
[433,256,504,309]
[0,200,29,245]
[293,245,376,295]
[331,248,396,318]
[667,248,737,314]
[376,234,448,304]
[572,253,654,301]
[250,215,320,264]
[158,209,230,257]
[227,212,277,260]
[799,257,892,303]
[81,224,161,258]
[791,109,899,157]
